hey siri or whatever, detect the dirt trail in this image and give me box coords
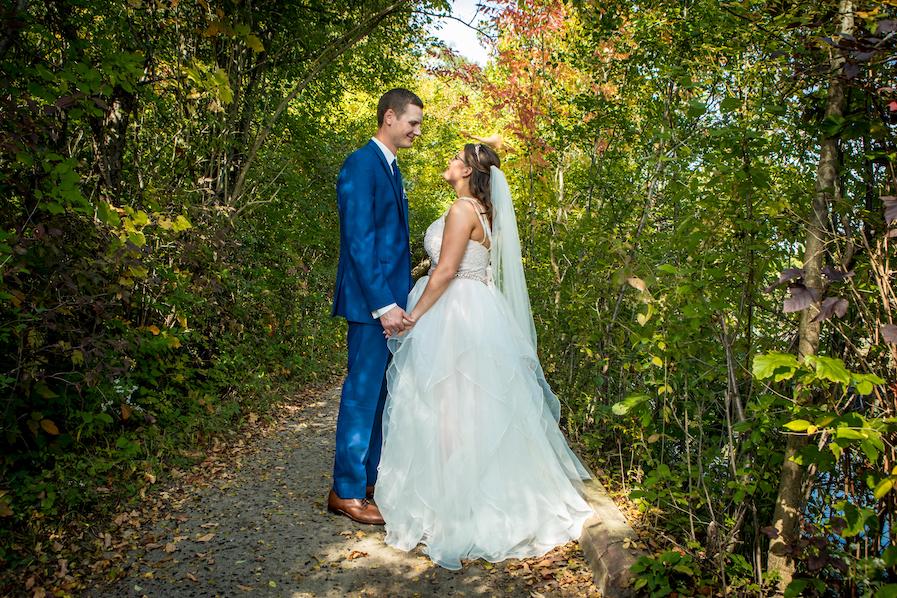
[86,387,598,597]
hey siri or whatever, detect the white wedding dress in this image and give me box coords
[375,200,594,570]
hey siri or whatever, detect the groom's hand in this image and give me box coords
[379,307,407,337]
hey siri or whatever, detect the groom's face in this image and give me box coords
[387,104,423,150]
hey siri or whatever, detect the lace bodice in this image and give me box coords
[424,199,492,284]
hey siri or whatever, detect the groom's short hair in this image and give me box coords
[377,88,424,126]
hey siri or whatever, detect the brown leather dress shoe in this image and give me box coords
[327,489,385,525]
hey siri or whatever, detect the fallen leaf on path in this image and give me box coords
[347,550,368,560]
[196,532,214,542]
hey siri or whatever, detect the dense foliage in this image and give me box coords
[2,0,896,595]
[443,0,897,594]
[0,0,441,589]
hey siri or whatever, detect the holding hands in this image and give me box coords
[381,306,417,338]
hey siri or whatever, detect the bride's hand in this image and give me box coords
[384,314,417,338]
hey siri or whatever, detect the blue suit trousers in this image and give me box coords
[332,321,390,499]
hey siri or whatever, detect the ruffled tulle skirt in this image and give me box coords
[375,276,594,570]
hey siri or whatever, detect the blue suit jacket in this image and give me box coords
[332,140,413,323]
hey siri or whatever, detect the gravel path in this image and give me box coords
[86,387,593,597]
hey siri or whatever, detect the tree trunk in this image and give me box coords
[766,1,854,591]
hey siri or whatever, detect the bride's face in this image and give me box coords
[443,151,471,185]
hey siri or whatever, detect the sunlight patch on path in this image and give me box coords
[86,387,599,596]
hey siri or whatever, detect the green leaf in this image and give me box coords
[752,352,799,381]
[96,201,121,226]
[860,437,882,463]
[784,419,811,432]
[873,477,894,500]
[132,210,150,227]
[806,355,851,385]
[686,100,706,118]
[44,201,65,215]
[612,394,650,416]
[212,68,233,103]
[672,564,694,575]
[821,114,845,136]
[838,502,876,537]
[876,584,897,598]
[720,96,742,112]
[854,373,885,395]
[883,546,897,567]
[128,231,146,247]
[784,579,808,598]
[245,34,265,53]
[834,427,866,441]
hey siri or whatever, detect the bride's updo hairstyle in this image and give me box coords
[463,143,500,221]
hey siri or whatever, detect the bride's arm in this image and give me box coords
[406,200,477,323]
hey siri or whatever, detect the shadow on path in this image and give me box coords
[87,388,558,597]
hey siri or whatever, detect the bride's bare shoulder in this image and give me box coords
[445,198,479,223]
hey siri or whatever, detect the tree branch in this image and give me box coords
[228,0,412,205]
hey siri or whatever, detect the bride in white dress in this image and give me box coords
[374,142,593,570]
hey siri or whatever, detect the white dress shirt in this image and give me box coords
[370,137,398,319]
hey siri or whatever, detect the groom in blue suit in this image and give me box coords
[329,88,423,524]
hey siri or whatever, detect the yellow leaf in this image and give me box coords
[626,276,647,292]
[40,419,59,435]
[132,210,150,227]
[173,214,192,232]
[71,349,84,366]
[651,355,663,367]
[245,34,264,53]
[148,325,160,336]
